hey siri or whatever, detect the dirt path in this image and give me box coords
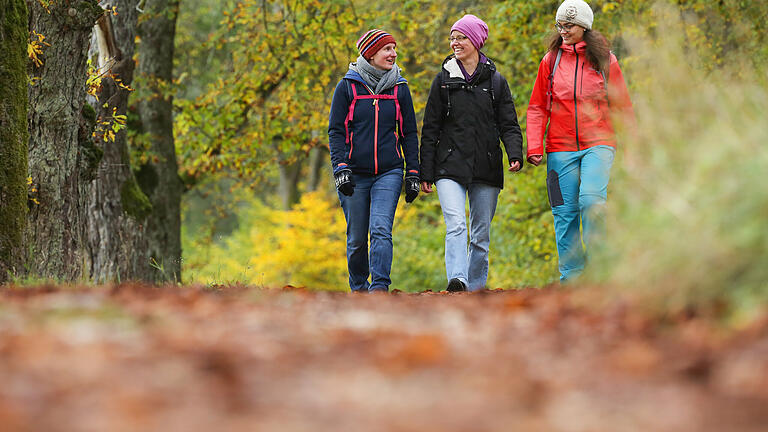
[0,284,766,431]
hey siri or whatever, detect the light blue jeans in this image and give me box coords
[546,145,615,282]
[436,179,500,291]
[338,167,403,292]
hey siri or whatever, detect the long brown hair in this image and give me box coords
[547,29,611,73]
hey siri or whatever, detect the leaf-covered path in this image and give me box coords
[0,285,766,431]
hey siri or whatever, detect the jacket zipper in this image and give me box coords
[374,98,379,174]
[573,51,581,151]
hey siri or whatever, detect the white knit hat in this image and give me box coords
[556,0,594,30]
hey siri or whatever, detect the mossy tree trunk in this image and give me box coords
[84,0,153,282]
[134,0,183,282]
[25,0,103,280]
[0,0,29,283]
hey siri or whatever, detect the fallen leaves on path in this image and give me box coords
[0,284,766,432]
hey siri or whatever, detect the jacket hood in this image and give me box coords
[441,53,496,79]
[343,69,408,86]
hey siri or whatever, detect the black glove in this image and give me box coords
[334,168,355,196]
[404,175,420,203]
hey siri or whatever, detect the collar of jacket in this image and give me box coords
[560,40,587,54]
[441,53,496,81]
[343,69,408,87]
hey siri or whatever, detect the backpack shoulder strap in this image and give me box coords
[393,84,404,137]
[490,70,501,107]
[489,70,503,126]
[547,48,563,111]
[344,80,360,144]
[439,69,453,118]
[601,50,612,90]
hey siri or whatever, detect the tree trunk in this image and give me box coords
[278,160,302,210]
[135,0,183,282]
[306,146,327,193]
[0,0,29,283]
[25,0,103,281]
[84,0,152,283]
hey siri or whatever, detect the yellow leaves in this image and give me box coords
[603,2,619,12]
[93,107,128,143]
[104,130,116,142]
[191,192,348,290]
[111,108,127,130]
[86,59,102,98]
[28,31,50,68]
[114,77,134,92]
[36,0,53,13]
[27,176,40,206]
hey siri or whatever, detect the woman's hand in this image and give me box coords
[421,182,433,193]
[508,161,521,172]
[528,155,543,166]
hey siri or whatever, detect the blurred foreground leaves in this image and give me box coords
[0,284,766,430]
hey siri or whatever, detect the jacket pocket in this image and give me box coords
[437,145,453,163]
[486,145,502,170]
[547,170,564,207]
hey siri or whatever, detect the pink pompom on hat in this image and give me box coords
[450,14,489,50]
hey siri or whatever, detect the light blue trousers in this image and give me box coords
[436,179,500,291]
[546,146,615,282]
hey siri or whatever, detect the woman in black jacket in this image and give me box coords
[420,14,523,292]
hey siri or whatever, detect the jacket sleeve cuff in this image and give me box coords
[333,163,349,174]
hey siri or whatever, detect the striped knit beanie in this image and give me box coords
[356,29,396,60]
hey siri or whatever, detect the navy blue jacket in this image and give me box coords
[328,70,419,177]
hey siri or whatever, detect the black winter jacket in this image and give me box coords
[420,55,523,189]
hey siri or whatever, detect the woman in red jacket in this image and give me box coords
[526,0,635,282]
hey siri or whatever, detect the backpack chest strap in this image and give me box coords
[345,82,404,144]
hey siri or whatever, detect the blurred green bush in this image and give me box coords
[588,4,768,323]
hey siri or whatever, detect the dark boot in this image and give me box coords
[446,278,467,292]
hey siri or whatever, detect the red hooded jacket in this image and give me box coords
[526,41,635,156]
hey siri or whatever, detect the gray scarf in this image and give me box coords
[349,55,401,94]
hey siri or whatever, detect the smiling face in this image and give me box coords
[369,43,397,70]
[557,21,586,45]
[450,30,478,63]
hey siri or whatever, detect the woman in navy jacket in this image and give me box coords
[328,29,420,293]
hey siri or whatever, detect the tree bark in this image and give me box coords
[25,0,103,281]
[0,0,29,283]
[84,0,152,283]
[306,146,327,193]
[135,0,183,282]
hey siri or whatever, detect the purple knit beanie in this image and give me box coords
[450,14,489,50]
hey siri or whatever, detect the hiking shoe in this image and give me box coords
[446,278,467,292]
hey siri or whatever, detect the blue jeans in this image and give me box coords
[546,145,615,282]
[338,168,403,292]
[436,179,500,291]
